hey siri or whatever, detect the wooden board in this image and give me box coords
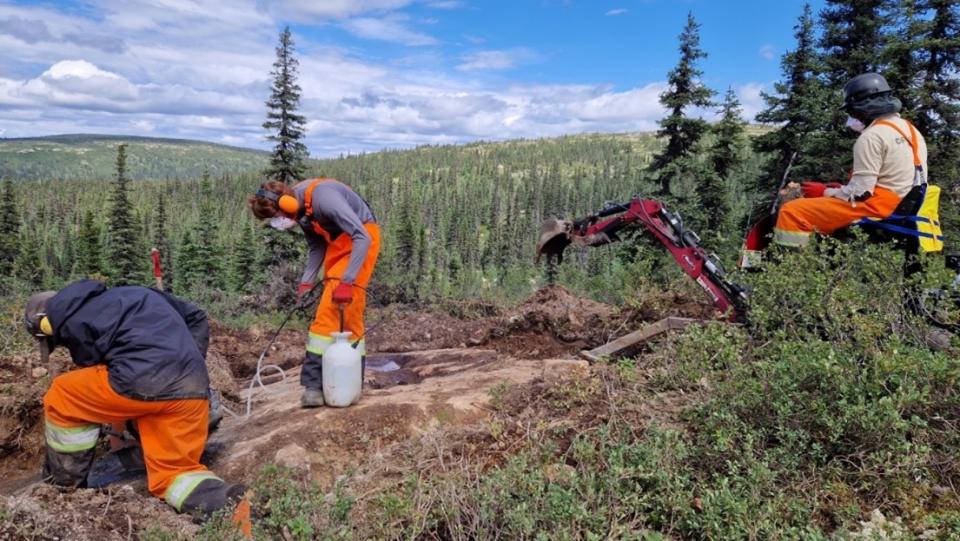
[580,317,700,362]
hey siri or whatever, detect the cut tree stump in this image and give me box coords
[580,317,700,362]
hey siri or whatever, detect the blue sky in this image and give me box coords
[0,0,825,156]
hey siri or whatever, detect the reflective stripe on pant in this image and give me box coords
[302,223,380,389]
[43,365,221,511]
[774,186,902,247]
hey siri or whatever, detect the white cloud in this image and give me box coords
[0,0,770,157]
[759,44,776,61]
[605,8,628,16]
[261,0,414,21]
[457,48,539,71]
[736,82,768,120]
[342,15,438,46]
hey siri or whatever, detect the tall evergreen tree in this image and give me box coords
[815,0,895,178]
[710,88,747,180]
[77,210,103,277]
[229,224,258,293]
[915,0,960,185]
[0,178,19,276]
[650,12,715,195]
[883,0,925,115]
[175,229,202,293]
[14,231,43,285]
[106,144,144,285]
[753,4,831,193]
[152,194,174,288]
[263,26,308,184]
[193,171,224,290]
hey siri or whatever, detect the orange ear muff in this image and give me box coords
[278,195,300,214]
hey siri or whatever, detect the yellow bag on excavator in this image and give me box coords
[917,184,944,253]
[856,183,944,253]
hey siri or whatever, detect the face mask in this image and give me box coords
[269,216,297,231]
[845,116,866,133]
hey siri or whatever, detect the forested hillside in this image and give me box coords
[2,132,756,317]
[0,134,268,181]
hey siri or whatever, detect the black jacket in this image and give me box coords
[45,280,210,401]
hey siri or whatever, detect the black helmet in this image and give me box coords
[24,291,58,368]
[24,291,56,337]
[841,73,892,109]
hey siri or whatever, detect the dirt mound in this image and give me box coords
[2,483,196,541]
[485,285,621,358]
[365,305,493,352]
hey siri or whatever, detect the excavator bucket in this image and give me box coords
[535,218,572,263]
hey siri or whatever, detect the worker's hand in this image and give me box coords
[800,181,828,198]
[332,282,353,305]
[296,282,313,300]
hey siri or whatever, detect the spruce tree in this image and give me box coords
[915,0,960,185]
[650,12,715,195]
[77,210,103,277]
[14,231,43,285]
[698,88,745,233]
[229,224,258,293]
[193,171,224,290]
[815,0,895,178]
[106,144,144,285]
[152,194,174,288]
[0,178,19,276]
[754,4,831,194]
[263,26,308,184]
[710,88,746,180]
[175,229,202,293]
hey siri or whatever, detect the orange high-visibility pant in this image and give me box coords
[306,223,381,356]
[43,365,219,510]
[773,186,902,247]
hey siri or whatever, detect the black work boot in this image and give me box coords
[301,388,325,408]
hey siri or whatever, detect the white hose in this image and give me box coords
[220,347,287,419]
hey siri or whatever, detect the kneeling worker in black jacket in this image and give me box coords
[23,279,248,523]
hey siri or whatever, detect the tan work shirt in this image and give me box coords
[837,113,927,201]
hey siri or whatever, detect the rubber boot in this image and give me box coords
[301,388,325,408]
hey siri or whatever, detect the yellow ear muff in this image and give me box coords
[39,316,53,336]
[278,195,300,215]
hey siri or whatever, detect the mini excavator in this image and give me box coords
[537,192,959,360]
[536,197,749,324]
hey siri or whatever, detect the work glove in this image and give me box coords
[332,282,354,305]
[800,181,842,198]
[296,282,313,300]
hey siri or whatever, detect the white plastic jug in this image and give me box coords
[322,332,362,407]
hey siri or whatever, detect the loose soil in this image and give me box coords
[0,285,704,540]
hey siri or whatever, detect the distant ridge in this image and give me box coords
[1,133,266,152]
[0,133,269,181]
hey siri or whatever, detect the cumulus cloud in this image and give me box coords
[605,8,628,16]
[342,15,438,46]
[457,48,540,71]
[0,0,769,156]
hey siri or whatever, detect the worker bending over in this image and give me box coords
[248,178,380,408]
[23,280,244,518]
[774,72,927,247]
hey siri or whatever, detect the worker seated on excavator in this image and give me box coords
[773,72,936,249]
[23,280,248,522]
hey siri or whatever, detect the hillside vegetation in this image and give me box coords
[0,134,269,181]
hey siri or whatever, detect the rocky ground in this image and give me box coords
[0,286,709,540]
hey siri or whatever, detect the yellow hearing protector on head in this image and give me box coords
[255,188,300,215]
[39,316,53,336]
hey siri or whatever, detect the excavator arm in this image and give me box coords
[537,197,749,322]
